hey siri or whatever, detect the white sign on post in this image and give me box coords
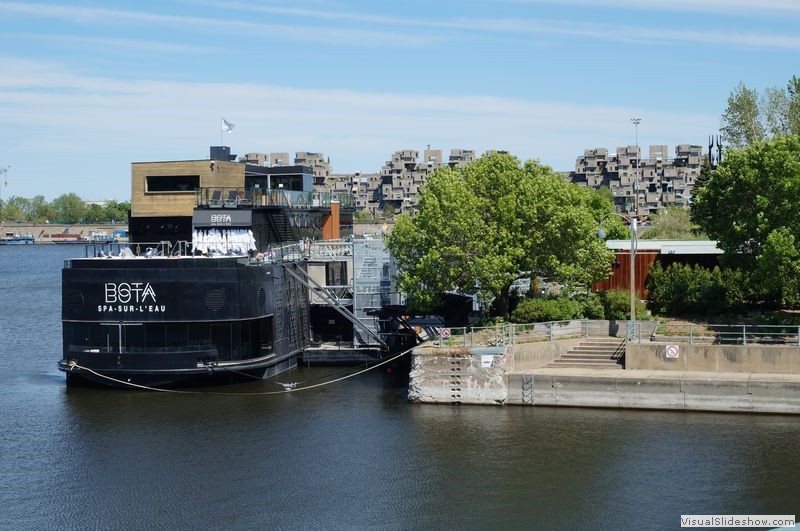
[481,355,494,368]
[665,345,679,359]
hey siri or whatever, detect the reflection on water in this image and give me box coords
[1,246,799,530]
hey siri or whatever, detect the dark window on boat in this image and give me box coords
[230,322,241,361]
[188,323,210,349]
[165,323,186,349]
[64,323,91,349]
[211,323,231,361]
[123,325,146,351]
[146,175,200,193]
[144,324,166,349]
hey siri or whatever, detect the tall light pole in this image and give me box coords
[597,211,638,338]
[630,117,641,220]
[629,117,641,338]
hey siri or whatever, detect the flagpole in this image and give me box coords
[220,116,223,146]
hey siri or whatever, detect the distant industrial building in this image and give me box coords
[567,144,705,216]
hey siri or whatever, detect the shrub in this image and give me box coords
[511,296,582,323]
[763,311,800,327]
[599,289,648,320]
[646,262,745,316]
[578,293,605,319]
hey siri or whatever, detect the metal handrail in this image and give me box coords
[423,319,800,351]
[649,322,800,346]
[427,319,591,349]
[195,187,355,210]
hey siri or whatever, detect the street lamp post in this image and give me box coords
[630,117,641,338]
[597,211,638,339]
[630,117,641,221]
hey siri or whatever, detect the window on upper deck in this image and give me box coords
[146,175,200,193]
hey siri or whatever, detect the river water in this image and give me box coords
[1,245,798,530]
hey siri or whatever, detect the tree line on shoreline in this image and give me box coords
[0,193,130,225]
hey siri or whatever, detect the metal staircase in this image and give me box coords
[266,209,298,243]
[282,264,388,350]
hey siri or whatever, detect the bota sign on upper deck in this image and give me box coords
[192,209,252,227]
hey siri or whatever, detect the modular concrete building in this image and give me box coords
[568,144,705,216]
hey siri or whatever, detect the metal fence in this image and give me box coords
[648,322,800,346]
[425,319,800,350]
[433,320,591,349]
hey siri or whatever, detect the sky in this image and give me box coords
[1,0,798,201]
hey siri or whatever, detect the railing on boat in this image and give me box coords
[195,187,355,210]
[65,238,364,265]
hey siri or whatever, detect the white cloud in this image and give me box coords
[2,33,219,54]
[455,18,800,49]
[0,56,717,199]
[195,0,800,50]
[495,0,800,14]
[2,1,796,52]
[0,2,434,47]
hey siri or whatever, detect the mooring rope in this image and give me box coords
[66,346,413,396]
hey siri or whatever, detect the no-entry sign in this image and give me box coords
[665,345,679,359]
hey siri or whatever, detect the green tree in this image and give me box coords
[34,199,56,223]
[353,209,375,223]
[1,196,26,222]
[103,200,130,224]
[788,75,800,135]
[720,82,765,149]
[641,206,704,240]
[762,85,790,138]
[386,153,616,316]
[85,203,105,223]
[51,193,87,224]
[752,228,800,307]
[692,135,800,307]
[27,195,47,222]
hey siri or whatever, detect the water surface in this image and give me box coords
[1,245,798,530]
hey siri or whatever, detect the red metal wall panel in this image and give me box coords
[592,251,659,298]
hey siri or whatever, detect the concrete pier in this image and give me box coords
[410,335,800,414]
[509,368,800,414]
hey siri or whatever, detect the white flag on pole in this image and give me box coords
[222,117,235,133]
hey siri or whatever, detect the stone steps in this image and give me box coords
[545,338,625,370]
[547,361,623,370]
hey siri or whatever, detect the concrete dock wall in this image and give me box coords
[409,340,585,405]
[522,370,800,414]
[409,335,800,414]
[626,343,800,374]
[408,347,508,405]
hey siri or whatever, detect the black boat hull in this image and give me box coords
[59,350,301,389]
